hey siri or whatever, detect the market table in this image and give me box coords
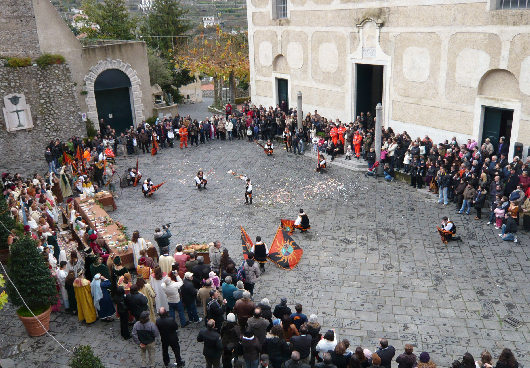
[95,191,117,212]
[74,197,157,269]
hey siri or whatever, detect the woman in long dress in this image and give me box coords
[150,266,169,311]
[73,272,97,323]
[136,278,157,323]
[91,273,116,321]
[131,230,147,268]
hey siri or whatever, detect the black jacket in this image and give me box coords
[125,293,148,320]
[197,327,223,359]
[273,304,292,319]
[375,346,396,368]
[192,263,211,287]
[290,334,312,359]
[181,279,198,305]
[207,298,225,326]
[263,336,290,363]
[156,315,179,344]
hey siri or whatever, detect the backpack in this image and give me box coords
[237,261,246,282]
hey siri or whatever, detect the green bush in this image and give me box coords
[235,96,249,105]
[35,54,65,67]
[85,119,97,139]
[7,236,57,312]
[145,116,157,126]
[70,345,105,368]
[6,57,32,68]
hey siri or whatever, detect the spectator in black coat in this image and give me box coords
[263,325,290,368]
[125,284,148,321]
[197,319,223,368]
[273,298,292,320]
[242,328,262,368]
[290,325,312,364]
[156,307,185,367]
[192,256,211,289]
[375,338,395,368]
[181,272,201,323]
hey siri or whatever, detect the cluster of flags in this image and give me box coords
[240,223,303,270]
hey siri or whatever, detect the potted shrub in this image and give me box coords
[7,236,57,336]
[70,345,105,368]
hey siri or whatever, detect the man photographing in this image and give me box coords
[154,224,172,253]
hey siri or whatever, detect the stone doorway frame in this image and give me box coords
[472,96,521,160]
[84,59,145,130]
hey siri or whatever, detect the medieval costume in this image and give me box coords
[316,154,327,173]
[138,282,157,323]
[243,176,253,205]
[142,179,153,197]
[195,171,208,189]
[264,140,274,155]
[253,239,268,272]
[73,274,97,323]
[294,209,310,232]
[437,217,459,244]
[91,274,116,320]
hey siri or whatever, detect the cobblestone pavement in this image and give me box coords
[1,118,529,367]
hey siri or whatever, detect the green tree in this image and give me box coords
[0,185,16,250]
[147,50,174,87]
[140,0,191,59]
[81,0,137,40]
[7,236,57,313]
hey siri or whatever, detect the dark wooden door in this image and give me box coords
[95,87,133,134]
[277,78,288,107]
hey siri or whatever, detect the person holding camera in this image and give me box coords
[154,224,172,253]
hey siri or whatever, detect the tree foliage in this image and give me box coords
[148,50,174,88]
[7,236,57,311]
[81,0,137,40]
[175,27,249,106]
[70,345,105,368]
[140,0,191,59]
[176,27,249,82]
[0,187,16,249]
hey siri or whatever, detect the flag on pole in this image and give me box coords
[268,226,303,270]
[240,226,253,260]
[133,158,140,187]
[280,219,295,235]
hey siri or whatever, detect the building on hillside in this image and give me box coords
[203,16,220,28]
[246,0,530,158]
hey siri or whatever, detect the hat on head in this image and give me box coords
[23,225,30,232]
[363,349,372,360]
[227,313,236,322]
[420,352,430,363]
[89,234,97,241]
[308,314,318,323]
[184,272,193,279]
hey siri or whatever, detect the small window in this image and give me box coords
[497,0,529,8]
[274,0,288,19]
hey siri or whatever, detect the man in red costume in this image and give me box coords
[330,125,338,146]
[353,130,363,159]
[179,124,188,149]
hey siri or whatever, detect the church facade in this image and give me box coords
[246,0,530,158]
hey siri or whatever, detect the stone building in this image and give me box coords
[0,0,153,172]
[246,0,530,158]
[0,0,153,134]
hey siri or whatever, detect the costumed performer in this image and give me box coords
[264,140,274,156]
[437,216,460,244]
[294,209,310,232]
[195,170,208,190]
[252,236,268,272]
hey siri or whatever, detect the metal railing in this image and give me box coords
[275,0,287,18]
[498,0,529,9]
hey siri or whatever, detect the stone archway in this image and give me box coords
[84,59,145,129]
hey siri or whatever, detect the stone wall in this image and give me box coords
[0,64,84,174]
[0,0,41,58]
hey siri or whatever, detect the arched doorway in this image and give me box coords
[94,69,134,133]
[474,69,521,158]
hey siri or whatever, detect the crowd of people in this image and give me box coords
[0,102,525,368]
